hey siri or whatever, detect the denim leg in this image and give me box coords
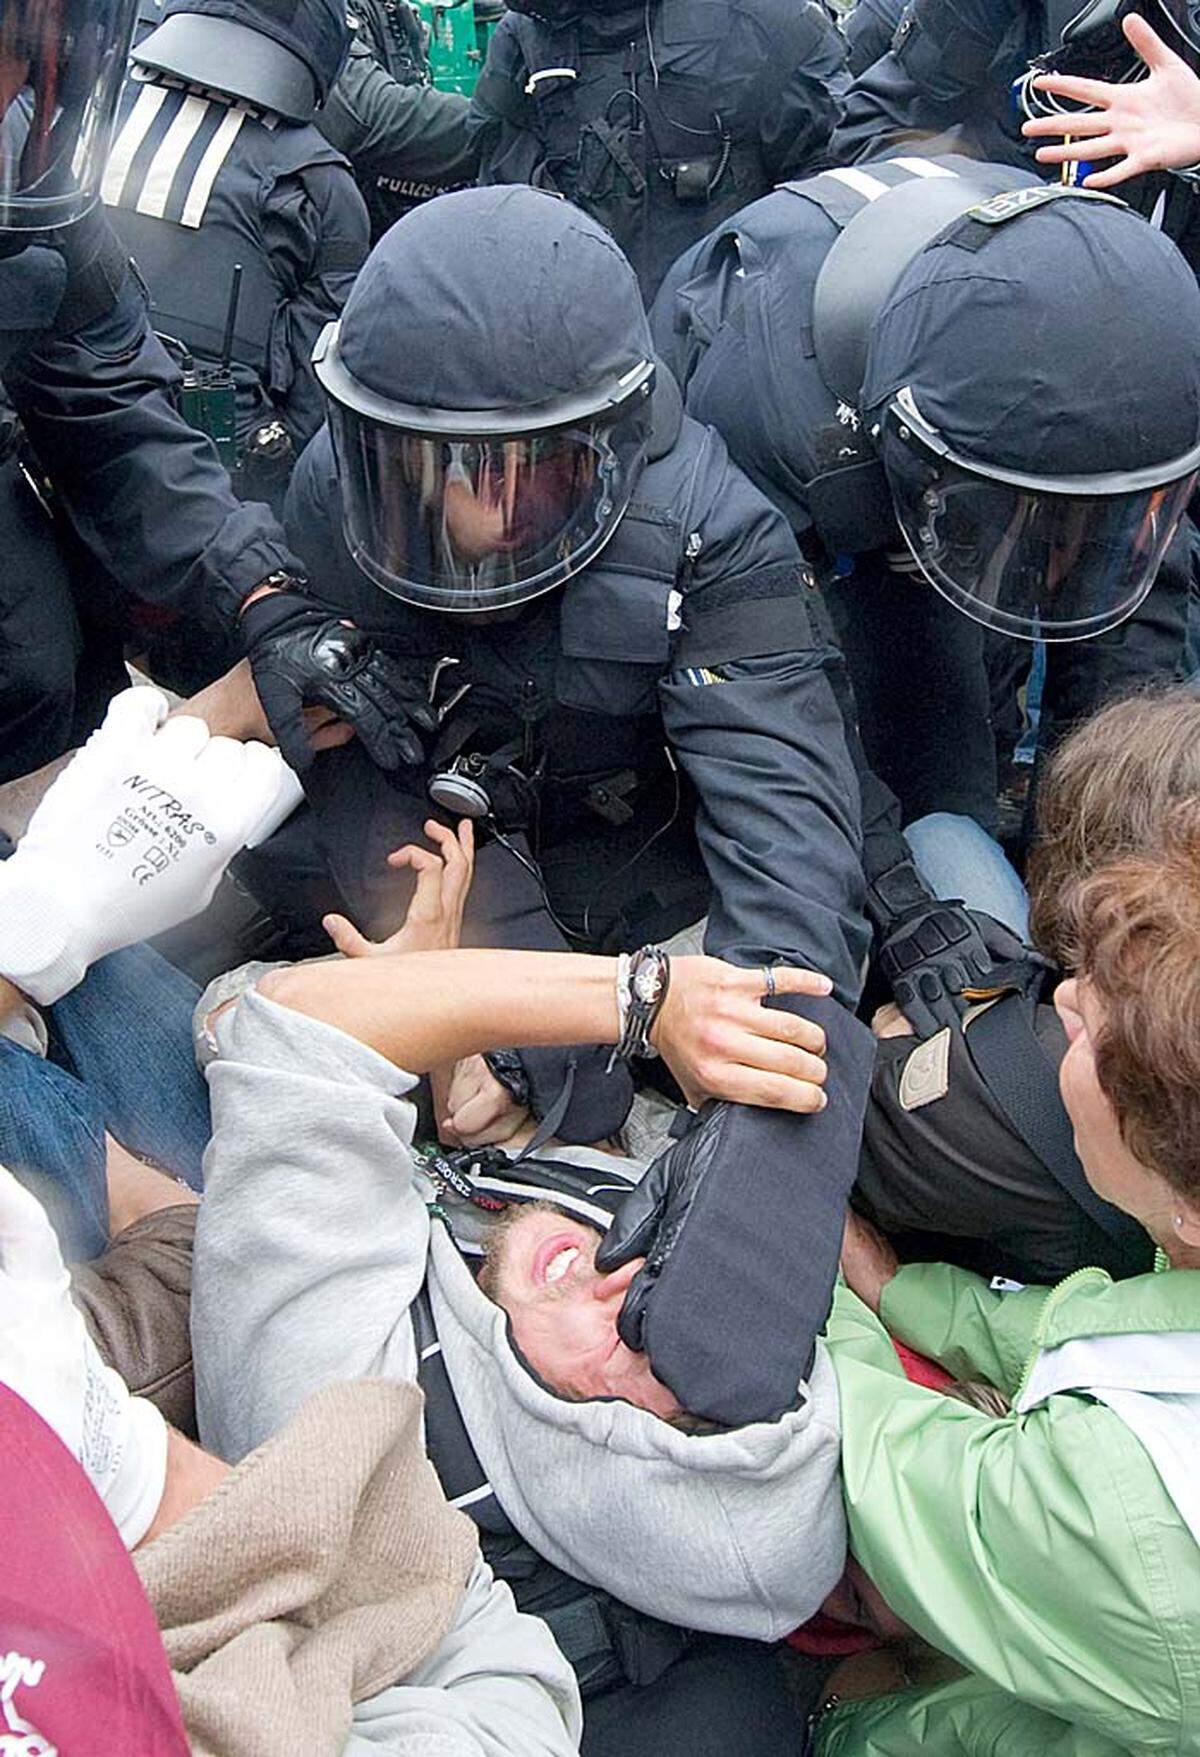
[48,944,210,1189]
[0,1037,109,1260]
[904,811,1031,941]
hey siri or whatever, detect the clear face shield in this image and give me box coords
[315,321,655,614]
[0,0,138,232]
[880,390,1200,641]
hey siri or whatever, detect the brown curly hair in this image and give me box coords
[1058,807,1200,1205]
[1027,689,1200,966]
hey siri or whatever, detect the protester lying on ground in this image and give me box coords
[0,1162,582,1757]
[1022,11,1200,188]
[814,813,1200,1755]
[191,814,867,1754]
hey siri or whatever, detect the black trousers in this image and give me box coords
[583,1638,828,1757]
[0,459,104,783]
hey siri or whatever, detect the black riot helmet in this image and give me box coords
[817,173,1200,642]
[131,0,349,121]
[313,185,659,616]
[1016,0,1200,124]
[0,0,140,231]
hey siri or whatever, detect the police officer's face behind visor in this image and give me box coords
[0,38,29,115]
[881,399,1197,640]
[481,1206,683,1421]
[368,434,599,619]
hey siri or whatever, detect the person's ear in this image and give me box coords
[1171,1200,1200,1251]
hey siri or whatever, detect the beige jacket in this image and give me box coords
[137,1379,476,1757]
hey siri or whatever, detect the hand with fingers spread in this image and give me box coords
[0,687,285,1003]
[0,1163,167,1547]
[651,956,833,1113]
[323,818,476,958]
[322,821,526,1145]
[1022,12,1200,186]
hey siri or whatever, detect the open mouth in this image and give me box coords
[532,1232,583,1288]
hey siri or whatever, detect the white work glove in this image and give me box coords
[0,1163,168,1547]
[0,686,285,1004]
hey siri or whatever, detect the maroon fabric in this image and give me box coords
[0,1386,189,1756]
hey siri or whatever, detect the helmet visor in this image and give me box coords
[324,378,652,615]
[0,0,139,230]
[882,408,1197,641]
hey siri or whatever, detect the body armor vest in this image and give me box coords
[481,4,785,297]
[102,77,355,389]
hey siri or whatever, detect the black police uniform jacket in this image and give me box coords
[102,72,370,456]
[468,0,849,301]
[0,213,303,776]
[317,0,480,237]
[284,402,871,1147]
[649,156,1195,833]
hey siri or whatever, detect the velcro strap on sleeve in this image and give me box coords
[53,220,131,336]
[673,565,816,667]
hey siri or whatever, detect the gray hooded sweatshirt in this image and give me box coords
[192,987,846,1643]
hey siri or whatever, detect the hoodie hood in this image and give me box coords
[426,1222,846,1640]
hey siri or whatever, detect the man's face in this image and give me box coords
[483,1207,683,1420]
[1054,976,1179,1241]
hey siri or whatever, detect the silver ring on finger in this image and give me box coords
[762,965,777,1001]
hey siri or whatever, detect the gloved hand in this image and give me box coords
[240,587,436,774]
[0,1162,167,1547]
[0,686,284,1004]
[594,1104,728,1353]
[877,900,1048,1039]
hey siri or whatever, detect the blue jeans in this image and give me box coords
[0,944,209,1260]
[904,811,1031,940]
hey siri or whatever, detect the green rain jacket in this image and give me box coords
[816,1260,1200,1756]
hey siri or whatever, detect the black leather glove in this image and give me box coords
[594,1106,724,1354]
[877,899,1048,1039]
[240,587,435,775]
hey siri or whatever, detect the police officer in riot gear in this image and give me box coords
[0,0,420,784]
[277,182,875,1412]
[652,158,1200,833]
[315,0,479,238]
[103,0,370,513]
[467,0,850,301]
[650,156,1200,1268]
[0,0,290,770]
